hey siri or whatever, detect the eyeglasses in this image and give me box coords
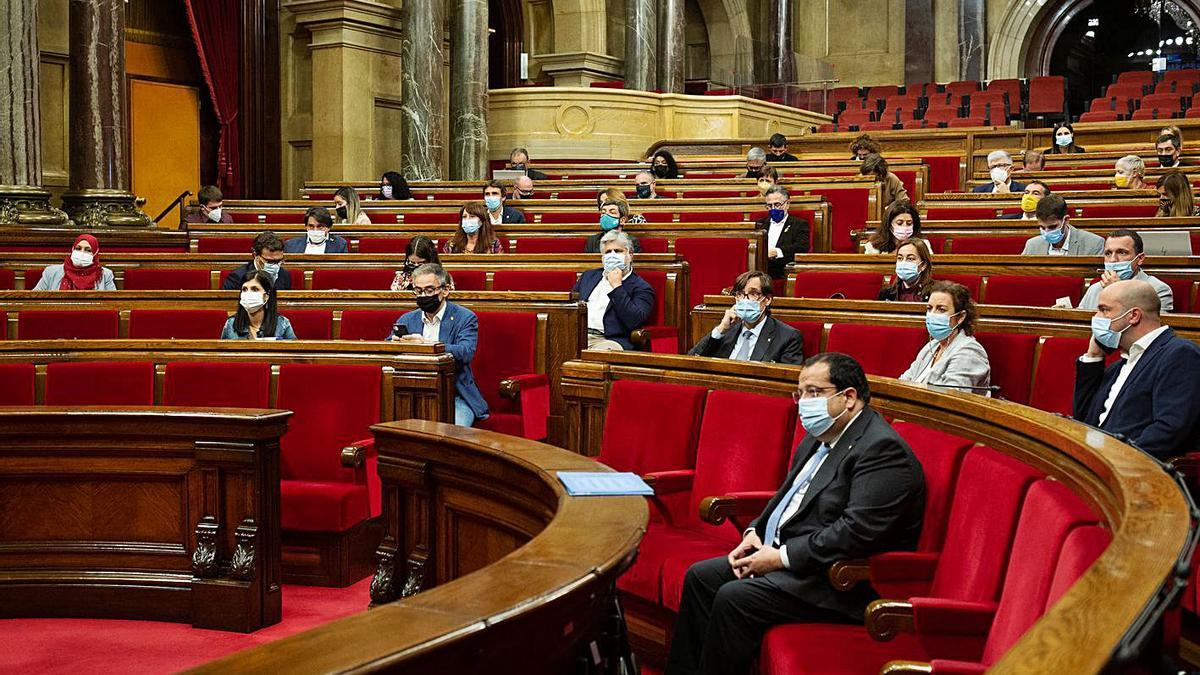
[792,386,838,402]
[989,163,1013,170]
[412,285,445,297]
[734,290,765,301]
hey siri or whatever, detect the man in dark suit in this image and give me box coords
[509,147,549,180]
[222,231,292,290]
[283,207,349,253]
[483,180,526,224]
[690,271,802,364]
[756,186,810,279]
[972,149,1027,194]
[767,133,800,162]
[389,263,489,427]
[667,352,926,675]
[1156,133,1192,168]
[997,180,1049,220]
[572,230,656,351]
[1074,279,1200,459]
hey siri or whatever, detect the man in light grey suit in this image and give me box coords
[1021,194,1105,256]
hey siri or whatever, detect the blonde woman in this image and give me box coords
[334,186,372,225]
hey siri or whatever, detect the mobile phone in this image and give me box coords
[391,324,409,339]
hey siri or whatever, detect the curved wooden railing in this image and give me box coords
[560,351,1191,674]
[191,420,647,673]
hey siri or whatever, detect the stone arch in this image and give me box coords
[694,0,754,85]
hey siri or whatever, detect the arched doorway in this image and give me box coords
[489,0,524,88]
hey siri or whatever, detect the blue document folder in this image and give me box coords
[557,471,654,496]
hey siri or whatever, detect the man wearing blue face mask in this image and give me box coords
[1074,280,1200,459]
[584,200,642,253]
[482,179,525,224]
[572,230,655,351]
[1077,230,1173,312]
[755,186,810,280]
[689,271,802,364]
[668,353,925,675]
[1020,194,1104,256]
[222,231,292,290]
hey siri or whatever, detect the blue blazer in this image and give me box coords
[1074,328,1200,459]
[971,180,1027,194]
[572,268,656,350]
[393,301,489,419]
[499,205,525,224]
[283,235,350,253]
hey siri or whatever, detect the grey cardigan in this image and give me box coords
[900,331,992,393]
[32,264,116,290]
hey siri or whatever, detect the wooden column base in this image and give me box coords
[0,184,71,227]
[60,188,153,228]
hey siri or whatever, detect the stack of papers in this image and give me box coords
[557,472,654,496]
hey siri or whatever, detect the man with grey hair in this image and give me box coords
[755,186,811,279]
[572,230,656,351]
[745,147,768,178]
[511,175,535,199]
[972,149,1027,193]
[508,146,548,180]
[633,171,665,199]
[388,263,489,427]
[1074,279,1200,459]
[1114,155,1147,190]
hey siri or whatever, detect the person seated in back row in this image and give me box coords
[508,147,548,180]
[757,186,810,280]
[585,199,642,253]
[224,231,291,290]
[187,185,233,223]
[33,234,117,290]
[998,180,1049,220]
[483,179,525,224]
[220,270,297,340]
[973,150,1026,194]
[1021,194,1104,256]
[865,201,923,255]
[689,270,802,364]
[284,207,349,253]
[632,171,667,199]
[900,280,991,393]
[766,133,799,162]
[1077,229,1173,312]
[1156,132,1191,168]
[391,235,442,292]
[859,154,908,211]
[879,238,934,302]
[573,230,655,351]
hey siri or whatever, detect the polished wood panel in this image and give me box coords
[190,420,647,673]
[0,407,289,632]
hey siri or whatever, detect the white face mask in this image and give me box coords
[240,291,267,313]
[71,249,94,267]
[307,229,329,245]
[989,166,1009,183]
[207,207,223,222]
[380,185,393,199]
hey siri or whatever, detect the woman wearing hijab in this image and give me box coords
[33,234,117,290]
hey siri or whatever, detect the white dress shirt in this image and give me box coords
[1081,325,1169,425]
[586,269,630,331]
[1047,227,1072,256]
[489,209,503,225]
[304,240,328,254]
[713,318,767,360]
[767,217,787,258]
[421,301,447,342]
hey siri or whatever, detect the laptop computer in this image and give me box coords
[1137,230,1193,256]
[492,169,527,181]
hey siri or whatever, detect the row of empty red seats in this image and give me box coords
[1082,69,1200,121]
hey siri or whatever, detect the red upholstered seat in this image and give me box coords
[838,108,874,127]
[782,321,823,360]
[339,309,398,341]
[128,309,229,340]
[356,237,409,253]
[26,268,44,289]
[491,270,577,292]
[196,237,255,253]
[163,361,271,408]
[679,211,749,223]
[0,364,35,405]
[44,361,155,406]
[447,269,486,290]
[472,312,550,440]
[937,274,981,299]
[923,105,962,126]
[792,271,883,299]
[18,310,119,340]
[983,275,1083,307]
[761,623,929,675]
[674,238,749,309]
[640,237,669,253]
[1162,277,1193,313]
[123,268,211,290]
[0,269,15,290]
[1115,70,1154,88]
[514,237,587,253]
[1104,82,1147,100]
[632,270,677,353]
[945,237,1026,254]
[278,364,383,529]
[311,269,395,290]
[947,116,986,128]
[538,211,594,224]
[1075,203,1159,218]
[973,332,1038,405]
[283,309,333,339]
[817,186,872,253]
[893,423,973,553]
[825,324,928,377]
[1046,525,1110,607]
[1027,76,1066,117]
[400,211,457,223]
[597,380,707,475]
[1029,336,1089,416]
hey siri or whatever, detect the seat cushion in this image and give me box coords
[475,412,524,436]
[659,536,737,612]
[760,624,928,675]
[281,480,370,532]
[0,363,35,405]
[44,361,155,406]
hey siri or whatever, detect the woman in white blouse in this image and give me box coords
[900,280,992,393]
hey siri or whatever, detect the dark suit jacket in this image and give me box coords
[688,315,803,364]
[283,235,350,253]
[573,269,656,350]
[996,212,1036,220]
[971,179,1028,194]
[1073,327,1200,459]
[525,168,549,180]
[584,232,642,254]
[748,407,926,620]
[767,152,800,162]
[221,262,292,291]
[755,215,811,279]
[393,301,489,419]
[497,205,525,224]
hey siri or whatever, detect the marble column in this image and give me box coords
[905,0,934,84]
[657,0,685,93]
[958,0,986,81]
[763,0,795,84]
[625,0,657,91]
[61,0,151,227]
[449,0,489,181]
[402,0,446,181]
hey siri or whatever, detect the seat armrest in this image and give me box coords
[908,597,997,638]
[642,469,695,496]
[499,373,549,400]
[630,326,679,352]
[699,491,775,525]
[340,437,375,468]
[865,599,914,641]
[869,551,941,583]
[879,661,933,674]
[828,559,871,591]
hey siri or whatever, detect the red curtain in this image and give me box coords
[184,0,241,198]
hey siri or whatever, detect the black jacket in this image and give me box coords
[688,315,802,364]
[222,262,292,291]
[767,152,800,162]
[755,214,811,279]
[496,205,526,224]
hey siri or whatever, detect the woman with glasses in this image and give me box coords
[688,270,802,364]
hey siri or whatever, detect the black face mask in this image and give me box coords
[416,294,442,313]
[403,260,419,274]
[1160,198,1173,211]
[514,191,534,199]
[635,184,653,199]
[335,205,348,220]
[652,165,670,178]
[510,163,526,170]
[746,167,762,178]
[1159,154,1177,167]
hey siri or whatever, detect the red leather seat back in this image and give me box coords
[401,211,457,223]
[447,269,486,290]
[514,237,587,254]
[18,310,119,340]
[636,270,669,327]
[473,312,537,413]
[538,212,594,224]
[0,363,35,405]
[973,332,1039,405]
[639,237,669,253]
[781,321,823,360]
[984,275,1083,307]
[1028,76,1065,115]
[948,237,1027,255]
[598,380,707,474]
[0,269,15,290]
[340,309,399,341]
[1163,277,1193,313]
[687,390,796,540]
[817,186,871,253]
[1030,336,1089,415]
[893,422,973,552]
[930,447,1043,601]
[1045,525,1111,608]
[163,361,270,408]
[356,237,409,254]
[939,274,982,299]
[25,267,44,289]
[128,309,229,340]
[284,309,333,339]
[492,270,577,292]
[1075,203,1159,218]
[793,271,883,300]
[123,268,211,290]
[826,324,928,377]
[311,269,396,290]
[277,364,382,483]
[196,237,255,253]
[674,237,749,308]
[44,361,155,405]
[679,211,748,223]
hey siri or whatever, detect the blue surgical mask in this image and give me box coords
[1056,133,1073,147]
[733,297,763,324]
[1042,224,1065,245]
[600,214,621,231]
[1091,309,1132,350]
[768,207,787,222]
[895,261,920,282]
[484,195,502,210]
[925,312,957,341]
[260,262,281,280]
[602,251,626,272]
[797,390,847,437]
[461,218,481,234]
[1104,259,1137,280]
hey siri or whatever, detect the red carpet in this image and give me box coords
[0,579,372,673]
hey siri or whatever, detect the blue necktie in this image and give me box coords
[762,443,831,546]
[733,329,755,361]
